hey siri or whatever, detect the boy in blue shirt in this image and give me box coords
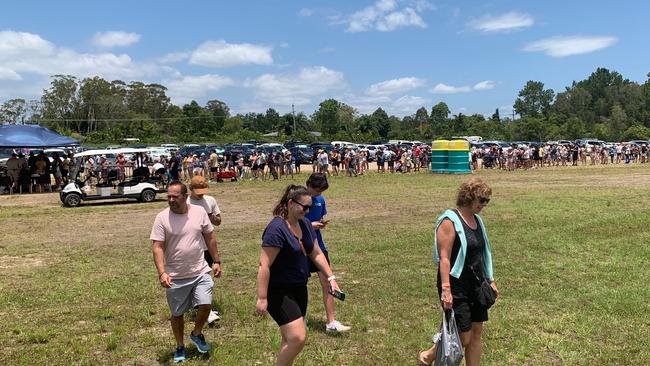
[305,173,351,333]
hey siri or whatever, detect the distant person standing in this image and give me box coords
[6,153,21,190]
[305,173,351,333]
[209,149,219,181]
[168,151,180,181]
[317,149,329,175]
[256,185,344,366]
[151,181,222,363]
[187,175,223,324]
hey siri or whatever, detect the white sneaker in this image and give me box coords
[325,320,351,333]
[208,310,220,323]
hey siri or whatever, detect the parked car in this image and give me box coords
[310,142,334,152]
[289,147,313,164]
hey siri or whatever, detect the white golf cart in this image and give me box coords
[60,148,167,207]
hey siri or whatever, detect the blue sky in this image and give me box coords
[0,1,648,118]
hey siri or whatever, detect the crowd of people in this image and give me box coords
[3,151,74,192]
[473,142,650,171]
[150,172,497,365]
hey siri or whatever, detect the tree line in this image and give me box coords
[1,67,649,144]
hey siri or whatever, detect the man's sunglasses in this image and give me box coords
[479,198,490,204]
[292,200,313,212]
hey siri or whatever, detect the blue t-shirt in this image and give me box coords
[262,216,315,284]
[305,195,327,251]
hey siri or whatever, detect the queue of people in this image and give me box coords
[150,173,496,365]
[474,142,650,170]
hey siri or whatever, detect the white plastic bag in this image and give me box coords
[434,309,464,366]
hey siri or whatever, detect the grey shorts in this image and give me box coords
[166,272,213,316]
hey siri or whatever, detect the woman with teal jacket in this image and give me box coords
[419,177,500,366]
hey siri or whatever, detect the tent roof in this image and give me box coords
[0,124,79,148]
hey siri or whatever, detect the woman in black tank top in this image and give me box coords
[419,178,499,366]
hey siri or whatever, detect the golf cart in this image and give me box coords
[60,148,167,207]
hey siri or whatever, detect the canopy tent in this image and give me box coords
[0,124,78,148]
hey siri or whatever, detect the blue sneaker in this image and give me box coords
[189,333,209,353]
[173,346,186,363]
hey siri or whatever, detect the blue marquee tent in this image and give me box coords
[0,124,78,148]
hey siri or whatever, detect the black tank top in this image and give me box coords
[437,210,486,299]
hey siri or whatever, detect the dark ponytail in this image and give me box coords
[273,184,310,218]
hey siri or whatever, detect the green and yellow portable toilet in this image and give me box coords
[447,139,471,174]
[431,140,449,173]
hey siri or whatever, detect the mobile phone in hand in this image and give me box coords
[328,288,346,301]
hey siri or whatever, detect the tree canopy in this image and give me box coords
[1,67,649,144]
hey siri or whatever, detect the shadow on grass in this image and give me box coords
[158,346,211,365]
[305,317,348,337]
[71,198,166,208]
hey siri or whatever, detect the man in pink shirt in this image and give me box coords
[151,181,222,362]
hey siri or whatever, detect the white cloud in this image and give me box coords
[342,0,432,32]
[92,31,141,48]
[392,95,428,113]
[0,67,22,80]
[245,66,345,106]
[431,83,471,94]
[318,47,336,53]
[468,11,534,33]
[165,74,235,104]
[0,30,54,56]
[473,80,495,90]
[523,35,618,58]
[298,8,313,17]
[0,30,161,81]
[189,40,273,67]
[366,77,425,96]
[160,51,190,63]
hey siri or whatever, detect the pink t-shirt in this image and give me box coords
[150,204,213,279]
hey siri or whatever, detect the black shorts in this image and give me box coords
[308,250,329,273]
[437,276,489,332]
[267,283,308,326]
[210,167,219,172]
[449,298,488,332]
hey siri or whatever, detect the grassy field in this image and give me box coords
[1,164,649,365]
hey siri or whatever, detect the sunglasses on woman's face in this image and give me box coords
[479,198,490,205]
[292,200,312,212]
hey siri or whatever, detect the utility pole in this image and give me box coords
[292,104,296,135]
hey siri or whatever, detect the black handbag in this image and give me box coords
[471,264,496,309]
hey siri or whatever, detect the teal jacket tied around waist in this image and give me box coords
[433,209,494,281]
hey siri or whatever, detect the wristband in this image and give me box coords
[213,260,221,265]
[441,283,451,288]
[327,275,336,282]
[159,272,166,278]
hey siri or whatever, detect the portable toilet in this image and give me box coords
[431,140,449,173]
[447,139,471,173]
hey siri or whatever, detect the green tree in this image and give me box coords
[491,108,500,122]
[41,75,80,131]
[313,99,342,136]
[514,80,555,117]
[608,104,628,140]
[264,108,281,133]
[430,102,450,136]
[0,98,27,124]
[205,99,230,132]
[371,107,390,138]
[621,124,650,140]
